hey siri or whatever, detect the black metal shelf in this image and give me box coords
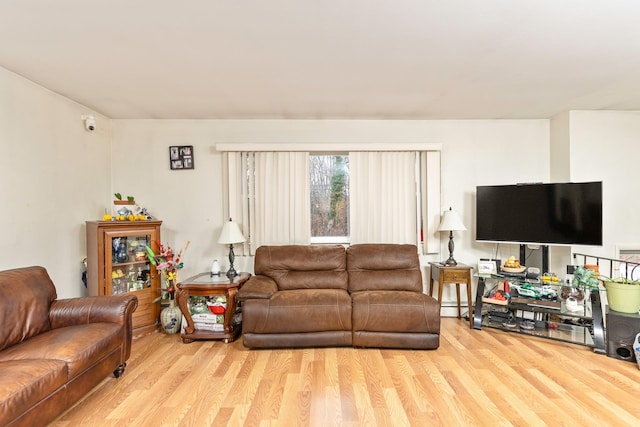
[482,316,596,347]
[573,252,640,280]
[473,275,605,353]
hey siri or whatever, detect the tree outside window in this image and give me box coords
[310,155,349,241]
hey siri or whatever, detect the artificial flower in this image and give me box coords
[147,241,190,301]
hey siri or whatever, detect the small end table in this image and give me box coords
[428,262,473,329]
[176,272,250,343]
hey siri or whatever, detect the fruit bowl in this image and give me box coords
[501,266,526,273]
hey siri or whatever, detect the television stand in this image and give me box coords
[473,273,605,354]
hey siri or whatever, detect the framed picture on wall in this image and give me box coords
[169,145,194,170]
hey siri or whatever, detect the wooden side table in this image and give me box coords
[176,272,250,343]
[428,262,473,328]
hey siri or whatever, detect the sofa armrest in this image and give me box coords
[237,275,278,301]
[49,295,138,329]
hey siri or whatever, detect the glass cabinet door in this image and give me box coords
[104,228,159,295]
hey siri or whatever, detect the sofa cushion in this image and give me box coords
[254,245,348,291]
[0,266,56,351]
[0,323,122,379]
[351,290,441,334]
[347,244,422,293]
[242,289,352,334]
[0,359,67,426]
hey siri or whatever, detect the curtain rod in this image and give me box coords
[214,143,442,152]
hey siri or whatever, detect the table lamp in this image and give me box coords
[438,207,466,266]
[217,218,246,280]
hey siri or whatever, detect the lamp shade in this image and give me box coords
[217,219,246,244]
[438,207,466,232]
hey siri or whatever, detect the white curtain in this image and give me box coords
[254,152,310,247]
[349,151,418,244]
[224,148,441,255]
[223,152,253,255]
[225,152,310,253]
[421,151,441,254]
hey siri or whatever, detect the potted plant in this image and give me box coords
[113,193,135,205]
[600,275,640,314]
[112,193,136,218]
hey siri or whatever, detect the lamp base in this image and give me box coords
[443,257,458,266]
[226,268,237,280]
[444,231,458,266]
[226,244,237,280]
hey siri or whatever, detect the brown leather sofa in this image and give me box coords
[0,266,138,427]
[238,244,440,349]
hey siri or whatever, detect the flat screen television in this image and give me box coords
[475,181,603,246]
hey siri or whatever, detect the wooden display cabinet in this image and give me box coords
[86,220,163,336]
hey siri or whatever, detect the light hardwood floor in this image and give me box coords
[51,318,640,426]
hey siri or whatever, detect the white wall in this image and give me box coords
[567,111,640,262]
[8,64,636,309]
[550,111,571,182]
[110,119,550,307]
[0,67,111,297]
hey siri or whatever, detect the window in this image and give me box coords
[309,154,350,243]
[618,248,640,280]
[220,143,441,256]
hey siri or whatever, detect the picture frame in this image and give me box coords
[169,145,194,170]
[478,260,497,276]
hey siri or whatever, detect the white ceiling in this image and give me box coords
[2,1,640,120]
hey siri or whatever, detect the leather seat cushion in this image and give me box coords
[242,289,352,334]
[0,323,122,379]
[0,359,67,426]
[352,290,440,333]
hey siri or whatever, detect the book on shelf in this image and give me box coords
[180,311,242,334]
